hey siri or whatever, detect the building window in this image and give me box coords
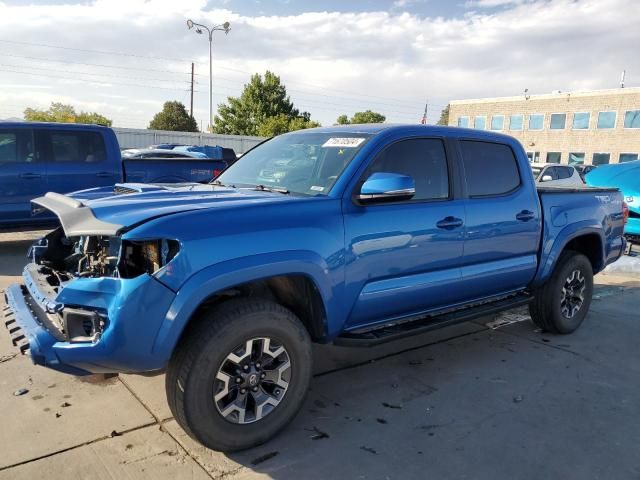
[490,115,504,130]
[593,153,610,165]
[569,152,585,165]
[597,111,616,129]
[474,116,486,130]
[528,114,544,130]
[619,153,639,163]
[509,114,523,131]
[458,116,469,128]
[624,110,640,128]
[549,113,566,130]
[546,152,561,163]
[572,112,590,129]
[526,151,540,163]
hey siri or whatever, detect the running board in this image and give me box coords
[334,293,532,347]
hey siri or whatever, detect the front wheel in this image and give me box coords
[529,250,594,334]
[166,298,312,451]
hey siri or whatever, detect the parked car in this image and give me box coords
[573,164,597,180]
[121,148,208,159]
[4,125,627,452]
[0,122,231,227]
[531,163,584,186]
[173,145,238,164]
[149,143,186,150]
[586,160,640,249]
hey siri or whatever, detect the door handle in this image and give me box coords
[20,173,41,179]
[436,216,464,230]
[516,210,535,222]
[95,171,115,178]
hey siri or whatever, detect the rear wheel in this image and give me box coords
[166,298,312,451]
[529,251,594,334]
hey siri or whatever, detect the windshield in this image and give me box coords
[215,131,372,196]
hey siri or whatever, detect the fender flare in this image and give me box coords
[150,250,335,361]
[532,221,604,288]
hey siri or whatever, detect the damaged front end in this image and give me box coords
[3,193,180,375]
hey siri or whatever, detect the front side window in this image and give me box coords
[362,138,449,201]
[593,153,610,165]
[490,115,504,130]
[619,153,638,163]
[459,141,520,197]
[458,116,469,128]
[547,152,561,163]
[0,129,34,165]
[569,152,585,164]
[550,113,566,130]
[573,112,590,129]
[509,114,524,131]
[529,114,544,130]
[597,111,616,129]
[474,116,486,130]
[40,131,106,163]
[624,110,640,128]
[216,131,372,196]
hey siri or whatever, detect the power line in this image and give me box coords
[0,39,199,64]
[1,67,199,92]
[0,53,199,76]
[0,62,193,85]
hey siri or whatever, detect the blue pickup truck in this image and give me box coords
[0,122,232,227]
[3,125,627,451]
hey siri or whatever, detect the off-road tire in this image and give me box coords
[166,298,312,451]
[529,250,594,334]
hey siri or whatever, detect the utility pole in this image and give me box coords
[190,62,194,118]
[421,102,428,124]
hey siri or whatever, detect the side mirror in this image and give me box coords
[541,174,553,182]
[356,172,415,203]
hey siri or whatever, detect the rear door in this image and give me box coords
[0,126,47,223]
[343,137,467,329]
[37,129,117,195]
[457,140,540,299]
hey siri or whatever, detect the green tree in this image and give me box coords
[148,101,198,132]
[23,102,112,126]
[335,110,386,125]
[214,71,319,136]
[436,104,450,125]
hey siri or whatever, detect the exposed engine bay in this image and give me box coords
[31,227,179,281]
[22,227,180,344]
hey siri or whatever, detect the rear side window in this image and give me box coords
[0,129,35,164]
[556,166,572,179]
[459,141,520,197]
[363,138,449,201]
[38,130,107,163]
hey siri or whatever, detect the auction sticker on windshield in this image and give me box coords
[322,137,366,148]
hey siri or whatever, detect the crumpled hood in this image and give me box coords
[32,182,299,236]
[586,161,640,211]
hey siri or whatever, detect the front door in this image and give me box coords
[0,127,47,224]
[343,137,466,330]
[457,140,540,300]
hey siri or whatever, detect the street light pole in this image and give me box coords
[186,19,230,132]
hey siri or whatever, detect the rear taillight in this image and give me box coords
[623,201,629,225]
[213,169,221,178]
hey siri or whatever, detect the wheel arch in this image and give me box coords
[152,251,334,363]
[533,224,605,288]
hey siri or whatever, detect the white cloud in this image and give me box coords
[0,0,638,127]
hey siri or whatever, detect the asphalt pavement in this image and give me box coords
[1,232,639,479]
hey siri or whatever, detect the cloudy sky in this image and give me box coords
[0,0,637,129]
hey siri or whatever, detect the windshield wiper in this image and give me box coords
[252,184,290,195]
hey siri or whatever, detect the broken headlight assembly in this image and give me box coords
[118,239,181,278]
